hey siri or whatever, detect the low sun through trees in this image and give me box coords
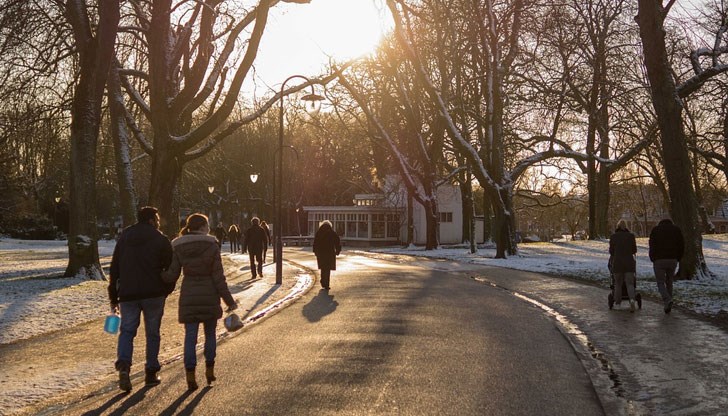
[0,0,725,280]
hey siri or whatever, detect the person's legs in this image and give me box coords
[653,259,677,310]
[255,252,263,276]
[321,268,331,289]
[117,300,142,371]
[624,272,636,300]
[263,246,268,263]
[249,252,257,278]
[613,272,624,305]
[202,319,217,367]
[184,322,200,370]
[141,296,165,373]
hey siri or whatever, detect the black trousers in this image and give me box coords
[249,252,263,277]
[320,268,331,289]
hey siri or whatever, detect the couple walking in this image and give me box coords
[609,218,684,314]
[109,208,237,392]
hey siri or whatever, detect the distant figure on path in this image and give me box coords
[261,220,272,262]
[228,224,240,253]
[243,217,268,278]
[214,223,226,248]
[609,219,637,312]
[649,218,684,314]
[109,206,174,392]
[163,213,238,391]
[313,220,341,290]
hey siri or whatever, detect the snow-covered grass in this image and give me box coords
[368,234,728,317]
[0,239,116,345]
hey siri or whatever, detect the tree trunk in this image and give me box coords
[491,187,516,259]
[63,0,120,279]
[406,191,414,246]
[109,64,137,227]
[636,1,708,279]
[460,175,473,244]
[148,150,182,237]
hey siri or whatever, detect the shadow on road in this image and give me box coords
[159,386,211,416]
[302,289,339,322]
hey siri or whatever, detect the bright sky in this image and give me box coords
[244,0,393,96]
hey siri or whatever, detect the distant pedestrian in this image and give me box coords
[214,223,226,248]
[243,217,268,278]
[609,220,637,312]
[261,220,271,262]
[313,220,341,290]
[228,224,240,253]
[649,218,684,314]
[163,213,238,391]
[108,206,174,392]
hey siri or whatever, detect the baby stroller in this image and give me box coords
[607,258,642,310]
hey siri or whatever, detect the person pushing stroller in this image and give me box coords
[609,219,637,312]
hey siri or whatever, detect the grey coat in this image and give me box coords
[163,233,235,323]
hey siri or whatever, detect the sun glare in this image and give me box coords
[250,0,392,90]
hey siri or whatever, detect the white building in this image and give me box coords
[303,181,464,246]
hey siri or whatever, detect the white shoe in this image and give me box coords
[614,303,621,310]
[629,300,635,312]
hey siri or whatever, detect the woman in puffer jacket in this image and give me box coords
[163,213,238,391]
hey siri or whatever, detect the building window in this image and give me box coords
[387,214,400,238]
[372,214,385,238]
[439,212,453,223]
[357,214,368,238]
[346,220,357,237]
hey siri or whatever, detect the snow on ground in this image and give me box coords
[1,235,727,347]
[0,239,116,345]
[367,234,728,317]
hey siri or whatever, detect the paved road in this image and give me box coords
[50,250,603,415]
[48,252,603,415]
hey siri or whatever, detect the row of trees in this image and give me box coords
[331,0,728,279]
[1,0,726,280]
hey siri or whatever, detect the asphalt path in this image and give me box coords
[53,250,603,415]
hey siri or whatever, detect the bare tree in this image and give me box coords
[635,0,710,279]
[62,0,120,279]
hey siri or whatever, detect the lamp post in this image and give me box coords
[274,75,324,284]
[208,186,215,225]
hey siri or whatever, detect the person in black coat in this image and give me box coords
[108,206,173,391]
[313,220,341,290]
[649,218,684,314]
[609,220,637,312]
[213,223,226,248]
[243,217,268,278]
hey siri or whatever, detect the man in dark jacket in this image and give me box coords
[649,218,684,314]
[109,206,173,392]
[243,217,268,278]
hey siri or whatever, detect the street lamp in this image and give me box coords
[274,75,324,284]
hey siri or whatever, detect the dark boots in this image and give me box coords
[186,369,198,391]
[145,369,161,387]
[117,362,131,392]
[205,364,216,385]
[118,370,132,392]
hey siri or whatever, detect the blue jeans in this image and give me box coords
[116,296,166,372]
[653,258,678,305]
[184,319,217,370]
